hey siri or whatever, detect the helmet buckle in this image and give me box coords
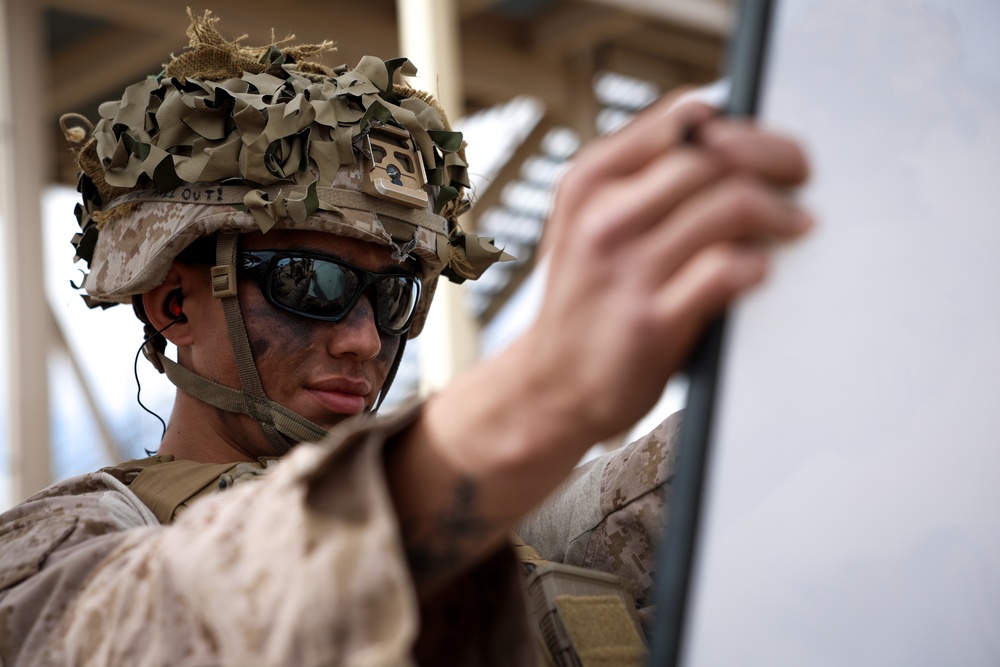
[210,264,238,298]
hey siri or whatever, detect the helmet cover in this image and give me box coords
[65,9,511,337]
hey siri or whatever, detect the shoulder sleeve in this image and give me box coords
[517,410,683,624]
[42,401,534,666]
[0,471,158,664]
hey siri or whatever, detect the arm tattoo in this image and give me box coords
[403,475,495,584]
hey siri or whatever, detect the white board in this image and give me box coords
[679,1,1000,665]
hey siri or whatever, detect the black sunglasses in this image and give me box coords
[236,250,421,336]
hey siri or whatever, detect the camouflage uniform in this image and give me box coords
[518,411,683,637]
[0,407,680,665]
[0,404,533,666]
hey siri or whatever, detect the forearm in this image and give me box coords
[386,331,596,593]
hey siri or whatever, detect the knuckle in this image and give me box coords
[720,246,768,290]
[588,206,631,251]
[686,143,729,177]
[730,176,767,210]
[553,163,585,205]
[555,155,605,208]
[692,246,766,300]
[716,176,767,230]
[790,142,811,181]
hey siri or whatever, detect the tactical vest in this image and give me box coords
[105,455,277,524]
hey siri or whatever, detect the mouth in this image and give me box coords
[304,378,372,417]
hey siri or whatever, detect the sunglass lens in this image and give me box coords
[270,257,358,318]
[376,277,419,333]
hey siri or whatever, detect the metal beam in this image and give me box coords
[583,0,734,36]
[1,0,52,501]
[531,3,643,61]
[397,0,481,391]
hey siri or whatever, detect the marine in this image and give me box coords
[0,9,810,665]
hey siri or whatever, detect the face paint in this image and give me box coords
[245,299,316,360]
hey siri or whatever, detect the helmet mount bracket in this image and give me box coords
[363,124,429,209]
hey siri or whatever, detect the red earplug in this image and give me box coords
[164,289,186,321]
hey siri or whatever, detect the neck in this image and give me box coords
[157,390,273,463]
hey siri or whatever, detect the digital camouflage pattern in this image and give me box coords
[80,185,447,336]
[0,405,534,666]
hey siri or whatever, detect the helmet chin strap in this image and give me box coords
[371,334,407,412]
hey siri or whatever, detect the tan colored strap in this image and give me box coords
[510,532,548,567]
[215,232,291,454]
[105,455,174,475]
[128,460,238,524]
[215,233,262,396]
[553,595,647,667]
[105,184,448,235]
[158,352,328,445]
[270,407,331,444]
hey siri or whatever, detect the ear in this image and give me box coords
[142,265,195,346]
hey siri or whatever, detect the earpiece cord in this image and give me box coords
[134,319,180,456]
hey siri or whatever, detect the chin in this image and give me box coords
[315,408,369,430]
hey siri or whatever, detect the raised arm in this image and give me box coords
[386,95,812,592]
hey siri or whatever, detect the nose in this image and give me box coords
[325,293,382,361]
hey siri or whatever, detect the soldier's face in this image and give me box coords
[231,230,410,429]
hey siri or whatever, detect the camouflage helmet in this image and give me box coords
[65,9,509,338]
[62,10,510,453]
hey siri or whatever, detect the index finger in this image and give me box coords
[573,94,716,181]
[696,119,810,187]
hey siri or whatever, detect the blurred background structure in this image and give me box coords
[0,0,733,506]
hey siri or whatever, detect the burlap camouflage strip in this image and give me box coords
[64,9,513,336]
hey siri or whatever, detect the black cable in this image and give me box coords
[133,318,180,456]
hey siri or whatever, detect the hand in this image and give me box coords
[523,93,811,444]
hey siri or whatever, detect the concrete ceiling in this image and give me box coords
[42,0,733,184]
